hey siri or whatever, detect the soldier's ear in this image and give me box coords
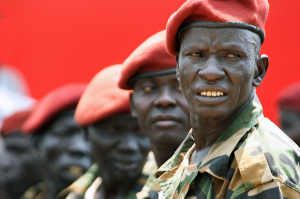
[31,134,42,158]
[83,127,89,141]
[130,93,138,118]
[253,54,269,87]
[176,53,180,82]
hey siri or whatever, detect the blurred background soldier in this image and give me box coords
[277,82,300,146]
[21,84,93,199]
[65,65,151,199]
[0,109,42,199]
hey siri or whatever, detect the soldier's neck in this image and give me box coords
[44,179,64,199]
[152,145,179,167]
[96,178,137,199]
[192,89,254,151]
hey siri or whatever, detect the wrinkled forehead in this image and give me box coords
[179,27,260,49]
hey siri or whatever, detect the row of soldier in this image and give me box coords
[1,0,300,199]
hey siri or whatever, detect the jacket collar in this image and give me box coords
[156,96,264,193]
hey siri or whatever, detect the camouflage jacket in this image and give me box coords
[156,96,300,199]
[20,165,99,199]
[64,160,156,199]
[136,166,161,199]
[20,183,46,199]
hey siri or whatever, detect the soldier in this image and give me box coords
[64,65,151,199]
[21,84,93,199]
[118,30,190,199]
[0,109,42,199]
[155,0,300,198]
[277,82,300,146]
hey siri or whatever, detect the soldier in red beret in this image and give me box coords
[277,82,300,146]
[155,0,300,198]
[0,109,42,199]
[63,65,151,199]
[119,30,191,199]
[21,84,93,199]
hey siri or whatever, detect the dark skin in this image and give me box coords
[280,109,300,146]
[87,114,150,199]
[0,132,41,199]
[177,27,269,164]
[0,186,11,199]
[35,112,92,199]
[131,74,190,167]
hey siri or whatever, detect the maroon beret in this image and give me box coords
[22,84,87,133]
[1,109,32,136]
[118,30,177,90]
[166,0,269,55]
[75,65,131,126]
[277,82,300,112]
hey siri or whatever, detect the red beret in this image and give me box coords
[75,65,131,126]
[277,82,300,112]
[22,84,87,133]
[166,0,269,55]
[1,109,32,136]
[118,30,177,90]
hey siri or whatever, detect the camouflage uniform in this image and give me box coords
[136,166,161,199]
[20,183,46,199]
[20,164,98,199]
[65,158,156,199]
[156,96,300,199]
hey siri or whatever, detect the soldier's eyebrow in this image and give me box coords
[216,43,246,53]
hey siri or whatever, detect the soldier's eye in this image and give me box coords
[189,52,204,57]
[142,85,155,92]
[225,53,241,58]
[107,127,116,133]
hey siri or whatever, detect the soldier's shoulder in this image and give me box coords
[257,117,300,166]
[258,118,300,191]
[231,118,300,198]
[257,117,299,151]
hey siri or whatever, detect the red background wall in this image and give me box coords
[0,0,299,124]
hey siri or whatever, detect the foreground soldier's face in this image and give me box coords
[177,27,266,120]
[87,114,150,183]
[131,74,190,148]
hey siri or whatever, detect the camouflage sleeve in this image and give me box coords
[234,181,300,199]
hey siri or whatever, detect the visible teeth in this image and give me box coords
[68,166,84,175]
[200,91,224,97]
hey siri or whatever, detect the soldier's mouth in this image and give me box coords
[111,159,139,171]
[66,165,85,175]
[200,91,224,97]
